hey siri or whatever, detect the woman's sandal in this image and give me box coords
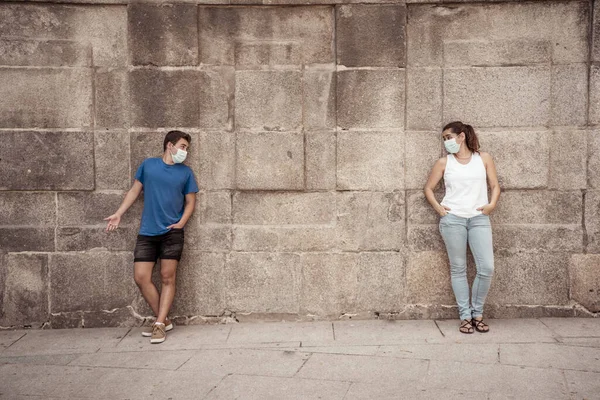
[459,319,474,334]
[472,318,489,333]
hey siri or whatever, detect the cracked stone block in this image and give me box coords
[569,254,600,312]
[225,252,301,314]
[94,131,130,190]
[406,251,455,305]
[490,190,582,225]
[236,131,304,190]
[487,252,569,305]
[0,192,55,226]
[443,66,550,128]
[406,68,442,130]
[235,70,302,131]
[405,131,442,190]
[478,130,549,189]
[337,131,404,191]
[129,69,200,128]
[0,38,91,67]
[590,65,600,125]
[233,192,335,225]
[337,70,405,129]
[171,251,225,316]
[0,253,48,327]
[0,4,127,67]
[128,3,198,66]
[303,70,336,130]
[0,131,94,190]
[0,68,92,128]
[336,4,406,67]
[198,6,334,66]
[336,191,405,251]
[589,130,600,190]
[50,252,135,313]
[198,132,235,190]
[550,64,587,126]
[548,129,587,190]
[306,131,336,190]
[199,68,235,130]
[407,2,588,66]
[95,68,128,129]
[355,252,406,312]
[586,190,600,253]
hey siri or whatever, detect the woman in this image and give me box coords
[424,121,500,334]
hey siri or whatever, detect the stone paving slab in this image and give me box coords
[332,319,441,344]
[435,318,557,343]
[540,317,600,337]
[500,343,600,372]
[0,353,79,366]
[0,330,25,350]
[564,370,600,400]
[376,343,499,364]
[557,337,600,348]
[227,321,334,343]
[344,383,477,400]
[68,349,192,371]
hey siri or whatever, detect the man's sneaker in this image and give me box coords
[142,318,173,337]
[150,322,166,344]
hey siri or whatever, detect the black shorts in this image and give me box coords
[134,229,185,262]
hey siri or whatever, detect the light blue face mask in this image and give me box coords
[171,148,187,164]
[444,138,460,154]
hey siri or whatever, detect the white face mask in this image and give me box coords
[171,147,187,164]
[444,138,461,154]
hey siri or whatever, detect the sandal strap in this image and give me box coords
[460,320,473,329]
[473,319,488,328]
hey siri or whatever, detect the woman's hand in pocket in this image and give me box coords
[437,205,451,217]
[477,204,495,216]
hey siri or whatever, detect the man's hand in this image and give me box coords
[167,222,185,230]
[104,214,121,232]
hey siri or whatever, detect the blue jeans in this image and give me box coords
[439,213,494,321]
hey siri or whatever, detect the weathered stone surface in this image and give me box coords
[337,70,405,129]
[478,130,549,189]
[491,190,582,225]
[0,254,48,327]
[199,68,234,130]
[235,71,302,131]
[0,4,127,67]
[550,64,587,126]
[405,131,442,190]
[306,131,336,190]
[493,225,583,253]
[198,192,232,224]
[586,190,600,253]
[198,132,234,190]
[406,251,454,305]
[94,131,130,190]
[171,252,225,316]
[303,70,336,130]
[336,5,406,67]
[0,68,92,128]
[337,132,404,191]
[0,192,55,226]
[0,38,91,67]
[406,190,444,225]
[407,225,446,252]
[57,192,141,226]
[487,252,569,305]
[444,67,550,128]
[590,65,600,125]
[50,252,135,313]
[407,2,588,66]
[236,132,304,190]
[0,228,54,252]
[589,130,600,189]
[355,252,406,312]
[130,131,200,177]
[129,70,199,128]
[234,192,335,225]
[183,217,232,253]
[406,68,442,130]
[300,253,357,315]
[128,3,198,66]
[548,129,587,190]
[569,254,600,312]
[198,6,334,66]
[225,252,301,314]
[95,69,128,129]
[56,227,137,252]
[594,0,600,62]
[443,39,551,67]
[233,226,336,252]
[0,131,94,190]
[336,192,404,251]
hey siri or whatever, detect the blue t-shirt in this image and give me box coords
[134,158,199,236]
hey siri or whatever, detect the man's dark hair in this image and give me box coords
[163,130,192,151]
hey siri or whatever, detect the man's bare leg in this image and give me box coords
[156,259,178,324]
[133,261,160,317]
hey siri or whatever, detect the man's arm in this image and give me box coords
[105,180,143,232]
[167,192,197,230]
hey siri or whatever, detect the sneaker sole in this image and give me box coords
[150,337,166,344]
[141,323,173,337]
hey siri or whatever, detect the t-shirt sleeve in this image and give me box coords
[184,170,199,194]
[134,160,146,184]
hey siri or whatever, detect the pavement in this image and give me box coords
[0,318,599,400]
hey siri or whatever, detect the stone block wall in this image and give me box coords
[0,0,598,328]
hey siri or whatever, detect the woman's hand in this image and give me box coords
[437,205,451,217]
[477,204,495,216]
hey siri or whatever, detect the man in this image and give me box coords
[105,130,198,344]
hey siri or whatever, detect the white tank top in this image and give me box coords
[441,153,488,219]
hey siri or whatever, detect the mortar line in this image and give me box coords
[332,322,336,341]
[225,325,233,342]
[433,320,445,337]
[202,373,230,400]
[293,352,312,377]
[342,382,353,400]
[4,332,27,350]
